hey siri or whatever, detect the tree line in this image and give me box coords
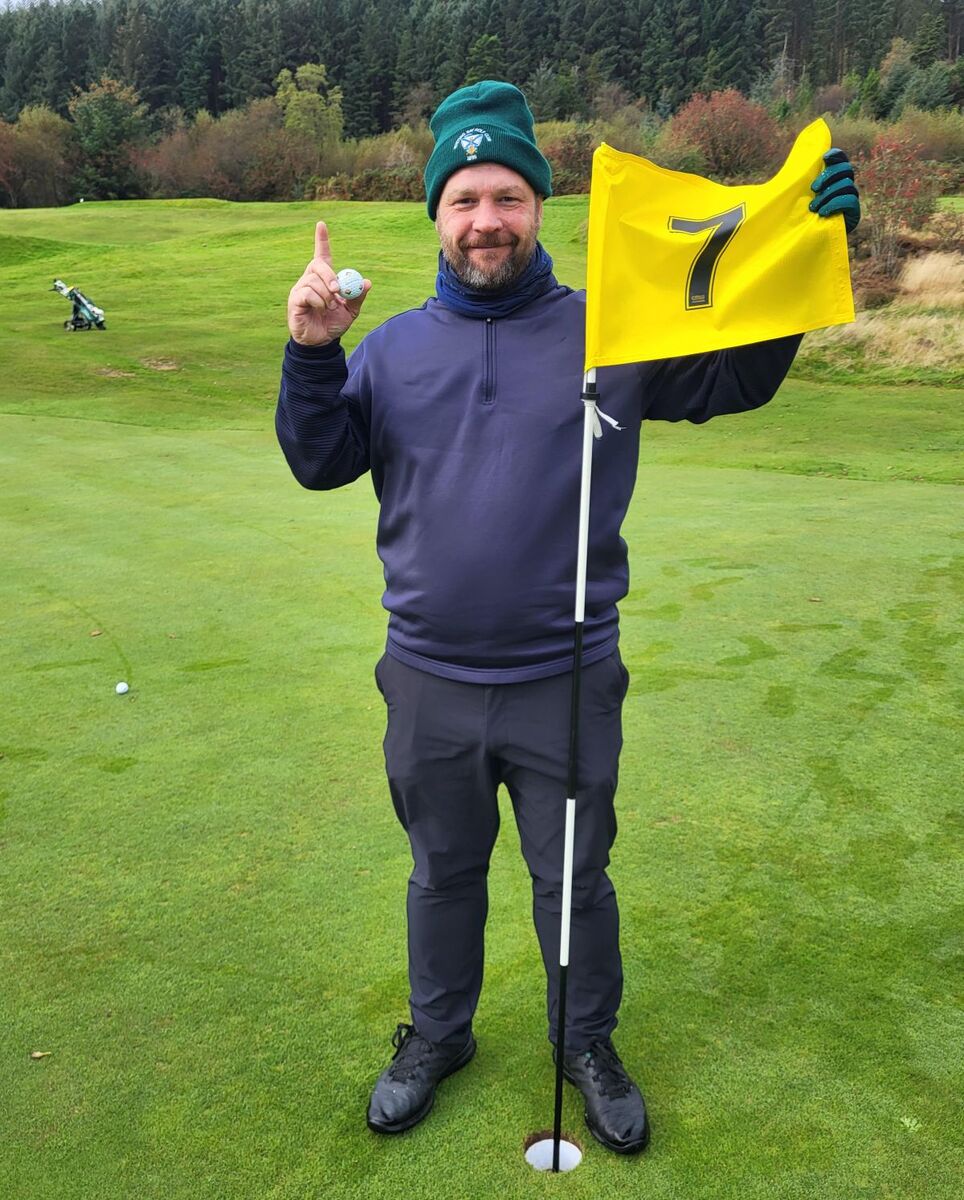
[1,0,961,138]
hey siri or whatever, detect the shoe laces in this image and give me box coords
[581,1039,633,1099]
[387,1022,434,1084]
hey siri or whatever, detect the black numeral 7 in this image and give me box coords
[668,203,746,310]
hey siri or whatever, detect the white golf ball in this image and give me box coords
[115,681,129,695]
[336,268,364,301]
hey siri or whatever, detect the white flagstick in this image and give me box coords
[551,367,598,1173]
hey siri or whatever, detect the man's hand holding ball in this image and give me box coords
[287,220,371,347]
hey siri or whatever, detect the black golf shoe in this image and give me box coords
[366,1022,476,1134]
[561,1037,651,1154]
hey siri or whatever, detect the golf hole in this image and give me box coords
[523,1130,583,1172]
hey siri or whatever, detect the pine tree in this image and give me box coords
[858,64,882,114]
[502,0,555,87]
[463,34,504,86]
[60,0,102,110]
[110,0,154,100]
[702,0,760,95]
[902,58,955,105]
[639,0,674,103]
[523,61,563,120]
[0,0,955,144]
[913,12,946,66]
[0,4,46,118]
[653,0,702,111]
[222,0,284,109]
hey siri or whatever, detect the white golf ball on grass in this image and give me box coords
[115,681,129,695]
[336,268,365,301]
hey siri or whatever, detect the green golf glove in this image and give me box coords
[809,148,861,234]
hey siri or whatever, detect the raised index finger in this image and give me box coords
[314,221,332,267]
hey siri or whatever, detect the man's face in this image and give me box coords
[435,164,543,290]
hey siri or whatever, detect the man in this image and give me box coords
[276,81,859,1154]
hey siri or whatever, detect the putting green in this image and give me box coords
[0,199,961,1199]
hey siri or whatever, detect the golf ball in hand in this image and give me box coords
[336,268,364,301]
[116,681,129,695]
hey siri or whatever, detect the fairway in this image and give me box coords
[1,199,961,1199]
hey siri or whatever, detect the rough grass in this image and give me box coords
[794,243,964,388]
[0,198,961,1200]
[796,308,964,387]
[900,250,964,305]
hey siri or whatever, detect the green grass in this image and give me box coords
[1,199,961,1199]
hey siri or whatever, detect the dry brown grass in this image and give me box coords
[899,251,964,307]
[806,309,964,364]
[799,305,963,375]
[798,253,963,381]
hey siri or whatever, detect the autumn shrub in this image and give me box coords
[534,121,576,149]
[137,123,222,197]
[859,137,953,276]
[647,122,708,175]
[9,106,75,206]
[927,210,964,255]
[589,111,652,158]
[140,100,324,199]
[540,126,594,194]
[850,257,903,308]
[590,83,641,123]
[891,106,964,167]
[589,89,654,157]
[242,130,309,200]
[349,123,434,172]
[307,124,434,190]
[0,121,17,205]
[313,171,352,199]
[0,108,76,206]
[670,89,785,181]
[824,115,881,161]
[314,165,424,201]
[813,83,854,116]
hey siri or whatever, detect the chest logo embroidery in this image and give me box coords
[454,128,491,161]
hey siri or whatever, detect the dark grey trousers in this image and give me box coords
[374,648,630,1052]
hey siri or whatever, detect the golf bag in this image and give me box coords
[51,279,106,331]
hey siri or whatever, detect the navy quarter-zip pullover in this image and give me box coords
[276,279,801,683]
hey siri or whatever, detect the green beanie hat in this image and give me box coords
[424,81,552,219]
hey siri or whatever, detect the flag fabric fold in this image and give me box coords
[584,118,855,371]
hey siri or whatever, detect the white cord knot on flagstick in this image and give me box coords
[581,394,623,439]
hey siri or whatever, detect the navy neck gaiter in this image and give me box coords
[435,241,556,319]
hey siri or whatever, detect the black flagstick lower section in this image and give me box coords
[550,374,597,1173]
[552,619,585,1172]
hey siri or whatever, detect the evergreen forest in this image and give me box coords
[1,0,962,135]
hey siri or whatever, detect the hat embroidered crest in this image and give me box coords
[454,128,491,160]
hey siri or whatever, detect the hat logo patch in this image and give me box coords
[454,128,491,161]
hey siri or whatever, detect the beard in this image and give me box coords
[438,221,541,291]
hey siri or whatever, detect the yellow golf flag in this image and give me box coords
[584,118,854,370]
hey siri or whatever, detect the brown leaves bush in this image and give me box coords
[669,89,787,181]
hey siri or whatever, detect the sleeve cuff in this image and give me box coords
[285,336,343,363]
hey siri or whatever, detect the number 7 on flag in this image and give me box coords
[668,203,746,310]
